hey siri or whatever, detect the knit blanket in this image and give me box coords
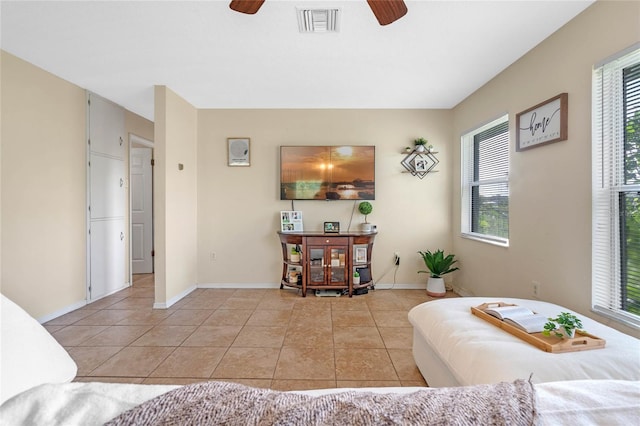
[105,379,537,425]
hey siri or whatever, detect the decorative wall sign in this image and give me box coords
[516,93,568,151]
[228,137,250,166]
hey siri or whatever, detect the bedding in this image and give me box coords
[0,294,77,404]
[1,379,638,425]
[409,297,640,387]
[105,380,535,425]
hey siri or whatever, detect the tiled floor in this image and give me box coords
[45,274,458,391]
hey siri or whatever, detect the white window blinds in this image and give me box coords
[461,115,510,246]
[592,44,640,328]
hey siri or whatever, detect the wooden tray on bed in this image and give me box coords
[471,302,606,353]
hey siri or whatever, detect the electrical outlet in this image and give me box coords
[532,281,540,298]
[394,251,400,266]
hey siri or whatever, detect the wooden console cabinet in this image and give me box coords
[277,231,376,297]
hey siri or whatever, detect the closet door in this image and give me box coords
[87,92,126,301]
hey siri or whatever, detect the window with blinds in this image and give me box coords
[461,115,510,246]
[592,44,640,328]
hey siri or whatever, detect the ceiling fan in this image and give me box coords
[229,0,408,26]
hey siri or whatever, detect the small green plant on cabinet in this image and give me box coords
[290,246,301,262]
[353,271,360,278]
[542,312,584,339]
[358,202,373,223]
[418,250,459,278]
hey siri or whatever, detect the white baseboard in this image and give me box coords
[37,299,87,324]
[372,282,425,290]
[197,282,439,291]
[37,281,131,323]
[153,284,197,309]
[197,282,281,289]
[197,282,430,291]
[451,285,474,297]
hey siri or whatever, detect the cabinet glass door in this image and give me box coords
[329,247,347,283]
[308,247,326,285]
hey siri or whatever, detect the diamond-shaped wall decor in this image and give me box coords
[401,149,439,179]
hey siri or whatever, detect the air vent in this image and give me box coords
[297,8,340,33]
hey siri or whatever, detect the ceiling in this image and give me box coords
[1,0,594,121]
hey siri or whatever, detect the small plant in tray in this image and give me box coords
[542,312,584,339]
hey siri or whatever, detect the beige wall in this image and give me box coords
[451,1,640,337]
[197,109,454,287]
[154,86,198,306]
[1,51,156,319]
[126,111,154,143]
[1,51,87,318]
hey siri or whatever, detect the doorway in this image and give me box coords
[129,134,154,281]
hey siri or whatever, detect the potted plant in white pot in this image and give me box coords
[542,312,584,339]
[414,137,428,152]
[358,201,373,232]
[418,249,459,297]
[290,246,300,263]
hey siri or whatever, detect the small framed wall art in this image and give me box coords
[228,137,250,166]
[516,93,568,151]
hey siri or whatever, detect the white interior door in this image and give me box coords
[87,92,126,302]
[131,147,153,274]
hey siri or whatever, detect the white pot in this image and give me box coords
[361,223,372,232]
[427,277,446,297]
[353,276,360,285]
[290,253,300,263]
[560,327,576,339]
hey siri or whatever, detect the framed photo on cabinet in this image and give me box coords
[354,247,367,264]
[280,211,303,233]
[228,137,250,166]
[324,222,340,233]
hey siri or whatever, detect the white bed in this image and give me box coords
[2,294,639,425]
[409,297,640,387]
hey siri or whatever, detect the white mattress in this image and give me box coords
[408,297,640,386]
[1,380,638,426]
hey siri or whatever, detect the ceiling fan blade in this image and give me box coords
[367,0,407,26]
[229,0,265,15]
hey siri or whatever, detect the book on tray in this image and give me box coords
[482,304,548,333]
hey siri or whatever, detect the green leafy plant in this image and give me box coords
[290,246,298,255]
[353,271,360,278]
[542,312,584,339]
[418,250,459,278]
[414,137,428,146]
[358,201,373,223]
